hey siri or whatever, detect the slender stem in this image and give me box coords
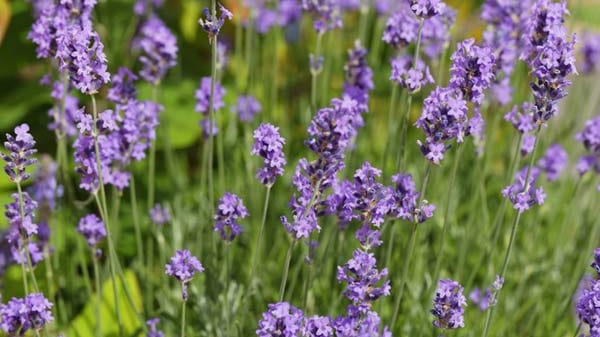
[358,1,369,43]
[382,85,399,172]
[572,322,582,337]
[310,32,324,113]
[278,240,296,302]
[208,0,218,213]
[130,176,145,265]
[482,127,542,337]
[16,182,40,292]
[92,253,102,337]
[148,85,158,210]
[250,186,272,290]
[180,298,187,337]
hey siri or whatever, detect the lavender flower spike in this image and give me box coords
[501,166,546,212]
[134,16,178,85]
[0,293,54,335]
[165,249,204,300]
[198,3,233,40]
[150,204,171,225]
[251,123,287,187]
[576,115,600,189]
[257,302,304,337]
[390,55,434,93]
[431,279,467,329]
[233,95,262,123]
[77,214,107,248]
[2,124,37,183]
[302,0,342,33]
[449,38,495,106]
[409,0,446,18]
[537,144,568,182]
[214,192,249,242]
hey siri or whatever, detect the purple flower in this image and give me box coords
[0,293,53,335]
[233,95,262,122]
[502,166,546,212]
[409,0,446,18]
[343,40,374,107]
[150,204,170,226]
[195,77,226,138]
[165,249,204,300]
[415,87,468,164]
[576,278,600,335]
[216,40,229,71]
[469,288,492,311]
[449,38,495,106]
[198,3,233,39]
[576,115,600,188]
[302,0,342,33]
[522,0,570,60]
[252,123,286,186]
[108,67,138,105]
[332,309,391,337]
[537,144,567,181]
[431,279,467,329]
[2,124,38,183]
[581,33,600,74]
[133,0,164,16]
[382,6,419,49]
[29,155,63,220]
[146,317,164,337]
[77,214,106,247]
[303,316,333,337]
[421,4,456,59]
[390,55,434,93]
[47,80,79,137]
[134,16,178,85]
[337,249,391,313]
[214,192,249,242]
[5,192,38,239]
[504,103,536,134]
[257,302,304,337]
[389,173,435,223]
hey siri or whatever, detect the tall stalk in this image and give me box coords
[249,186,272,290]
[92,252,102,337]
[207,0,218,213]
[147,84,159,210]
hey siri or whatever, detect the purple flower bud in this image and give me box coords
[134,16,178,85]
[146,317,164,337]
[449,38,495,106]
[382,7,419,49]
[343,40,374,107]
[251,123,286,186]
[150,204,170,226]
[0,293,53,335]
[77,214,106,247]
[165,249,204,300]
[2,124,38,183]
[409,0,446,18]
[257,302,304,337]
[198,3,233,40]
[502,166,546,212]
[431,279,466,329]
[233,95,262,123]
[214,192,249,242]
[302,0,342,33]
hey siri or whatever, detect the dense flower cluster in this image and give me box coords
[198,3,233,39]
[576,115,600,190]
[150,204,171,225]
[382,8,419,49]
[415,86,468,164]
[195,77,226,138]
[134,16,178,85]
[390,55,434,93]
[302,0,342,33]
[481,0,532,105]
[2,124,37,183]
[337,248,391,312]
[165,249,204,300]
[537,144,567,182]
[257,302,304,337]
[4,192,44,266]
[214,192,249,242]
[343,40,374,107]
[409,0,446,18]
[449,38,495,106]
[389,173,435,223]
[47,80,79,137]
[233,95,262,123]
[251,123,287,186]
[0,293,53,335]
[77,214,107,248]
[29,155,63,231]
[431,279,467,329]
[576,277,600,336]
[502,166,546,212]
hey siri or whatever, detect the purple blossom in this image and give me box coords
[409,0,446,18]
[502,166,546,212]
[165,250,204,300]
[390,55,434,93]
[576,278,600,336]
[29,155,63,223]
[257,302,304,337]
[133,0,164,16]
[302,0,342,33]
[431,279,467,329]
[337,248,391,312]
[332,309,391,337]
[415,87,468,164]
[77,214,106,247]
[107,67,138,105]
[214,192,249,242]
[581,33,600,74]
[469,288,492,311]
[146,317,164,337]
[134,16,178,85]
[591,248,600,276]
[576,115,600,188]
[389,173,435,223]
[2,124,38,183]
[537,144,567,181]
[449,38,495,106]
[195,77,225,138]
[343,40,374,107]
[421,4,456,59]
[303,316,333,337]
[233,95,262,122]
[0,293,53,335]
[382,7,419,49]
[198,3,233,39]
[150,204,170,226]
[504,103,536,134]
[278,0,303,27]
[522,0,570,60]
[5,192,38,239]
[47,80,79,137]
[251,123,286,186]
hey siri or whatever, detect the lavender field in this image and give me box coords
[1,0,600,336]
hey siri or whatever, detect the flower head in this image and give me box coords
[198,3,233,40]
[390,55,434,93]
[449,38,495,105]
[2,124,38,183]
[214,193,249,242]
[0,293,53,335]
[343,40,374,107]
[302,0,342,33]
[150,204,170,225]
[134,16,178,85]
[537,144,567,182]
[409,0,446,18]
[382,7,419,49]
[581,33,600,74]
[431,279,467,329]
[77,214,106,248]
[146,317,164,337]
[233,95,262,122]
[502,166,546,212]
[165,250,204,300]
[251,124,286,186]
[576,278,600,335]
[576,115,600,188]
[303,316,333,337]
[257,302,304,337]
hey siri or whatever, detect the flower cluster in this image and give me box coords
[389,173,435,223]
[245,0,302,35]
[337,248,391,312]
[4,192,44,266]
[146,317,164,337]
[233,95,262,123]
[409,0,446,18]
[47,80,79,137]
[77,214,107,248]
[469,275,504,311]
[133,0,164,16]
[302,0,342,33]
[503,103,538,156]
[257,302,304,337]
[133,15,178,85]
[502,166,546,212]
[165,249,204,300]
[0,293,54,335]
[581,33,600,74]
[449,38,495,106]
[150,204,171,225]
[195,77,226,138]
[382,8,419,49]
[431,279,467,329]
[251,123,287,186]
[537,144,567,182]
[198,3,233,40]
[2,124,37,183]
[390,55,434,93]
[415,86,468,164]
[214,192,249,242]
[576,277,600,336]
[576,115,600,190]
[343,40,374,107]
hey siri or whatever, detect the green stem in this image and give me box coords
[381,85,399,172]
[208,0,218,214]
[278,240,296,302]
[180,297,187,337]
[249,186,272,291]
[16,182,40,293]
[92,253,102,337]
[310,32,324,113]
[482,127,542,337]
[148,85,158,210]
